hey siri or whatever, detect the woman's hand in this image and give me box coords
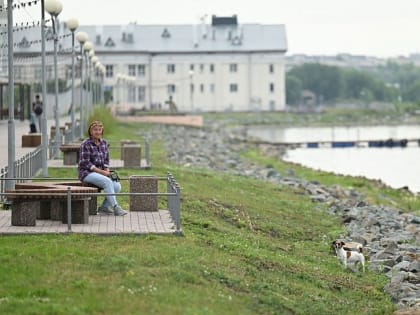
[102,169,111,177]
[93,167,110,176]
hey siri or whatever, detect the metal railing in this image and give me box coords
[167,172,181,233]
[49,135,150,166]
[0,146,43,202]
[1,135,151,196]
[0,172,182,234]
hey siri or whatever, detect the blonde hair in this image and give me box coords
[88,120,104,136]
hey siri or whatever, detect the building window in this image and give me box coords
[35,68,42,80]
[128,65,136,76]
[104,37,115,47]
[190,84,194,93]
[161,28,171,38]
[229,83,238,93]
[269,83,275,93]
[15,66,22,79]
[105,65,113,78]
[167,64,175,73]
[210,64,214,73]
[138,86,146,102]
[229,64,237,73]
[269,64,274,74]
[199,64,204,73]
[200,84,204,93]
[190,64,194,71]
[210,83,215,93]
[167,84,176,94]
[137,64,145,77]
[128,86,136,102]
[47,65,53,80]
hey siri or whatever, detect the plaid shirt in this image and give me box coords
[78,137,110,181]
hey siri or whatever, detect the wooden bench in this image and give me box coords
[6,182,98,226]
[59,144,81,165]
[50,126,66,138]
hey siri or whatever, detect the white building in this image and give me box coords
[13,15,288,112]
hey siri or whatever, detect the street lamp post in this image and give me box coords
[100,65,106,104]
[189,70,194,112]
[96,64,104,104]
[91,55,98,107]
[75,31,88,138]
[45,0,63,158]
[66,18,79,142]
[116,74,122,106]
[40,0,48,177]
[95,62,103,105]
[6,0,15,190]
[83,41,93,125]
[87,48,95,118]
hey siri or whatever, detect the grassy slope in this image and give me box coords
[0,115,403,315]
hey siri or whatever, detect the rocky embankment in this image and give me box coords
[146,123,419,313]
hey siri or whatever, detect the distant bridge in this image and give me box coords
[252,138,420,148]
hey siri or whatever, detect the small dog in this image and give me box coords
[333,240,365,272]
[341,241,363,254]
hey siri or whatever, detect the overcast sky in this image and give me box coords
[11,0,420,58]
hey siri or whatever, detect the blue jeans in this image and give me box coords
[83,172,121,208]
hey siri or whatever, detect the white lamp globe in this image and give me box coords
[83,41,93,52]
[45,0,63,16]
[66,18,79,32]
[91,56,99,65]
[76,31,88,44]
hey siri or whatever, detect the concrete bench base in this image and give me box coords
[129,175,158,211]
[11,200,39,226]
[121,140,138,161]
[22,134,41,147]
[63,151,79,165]
[60,144,80,165]
[50,126,66,138]
[7,182,98,226]
[122,144,141,167]
[12,197,90,226]
[61,198,90,224]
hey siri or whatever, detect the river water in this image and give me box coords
[246,125,420,193]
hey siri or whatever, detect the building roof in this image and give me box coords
[11,21,288,55]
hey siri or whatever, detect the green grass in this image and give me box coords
[204,107,420,127]
[242,147,420,214]
[0,117,401,315]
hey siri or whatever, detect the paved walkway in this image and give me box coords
[117,114,203,127]
[0,118,180,236]
[0,119,50,168]
[0,210,176,235]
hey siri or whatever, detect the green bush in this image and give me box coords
[86,106,117,137]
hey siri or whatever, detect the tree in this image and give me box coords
[286,75,302,105]
[288,63,344,103]
[287,62,399,105]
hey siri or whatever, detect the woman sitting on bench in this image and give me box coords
[78,121,127,216]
